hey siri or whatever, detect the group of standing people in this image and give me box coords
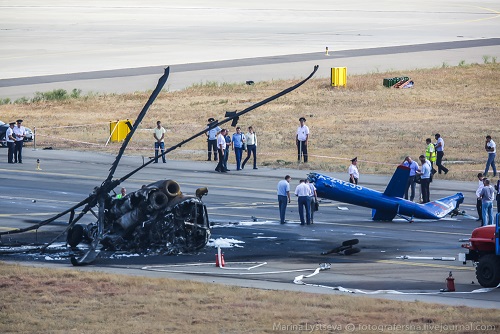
[475,172,500,226]
[476,135,498,226]
[206,118,258,172]
[5,119,26,164]
[277,175,317,225]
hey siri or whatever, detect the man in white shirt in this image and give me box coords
[475,173,484,222]
[215,129,228,172]
[153,120,166,163]
[13,119,26,164]
[434,133,449,175]
[277,175,291,224]
[206,117,221,161]
[296,117,309,163]
[5,121,15,163]
[294,179,312,225]
[418,155,431,203]
[306,179,318,224]
[484,135,496,177]
[480,178,495,226]
[348,157,359,184]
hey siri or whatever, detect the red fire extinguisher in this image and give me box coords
[446,271,455,292]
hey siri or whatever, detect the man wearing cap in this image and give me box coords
[5,122,16,163]
[13,119,26,164]
[215,129,228,172]
[348,157,359,184]
[296,117,309,163]
[206,118,221,161]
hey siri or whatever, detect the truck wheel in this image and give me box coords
[476,254,500,288]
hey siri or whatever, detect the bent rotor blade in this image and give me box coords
[106,67,170,184]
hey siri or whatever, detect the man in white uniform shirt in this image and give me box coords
[296,117,309,163]
[484,135,496,177]
[294,179,312,225]
[215,129,228,172]
[348,157,359,184]
[475,173,485,222]
[5,121,15,163]
[206,117,221,161]
[13,119,26,164]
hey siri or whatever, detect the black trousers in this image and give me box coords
[7,141,15,163]
[297,140,308,162]
[14,141,23,163]
[207,139,218,161]
[436,151,448,174]
[242,144,257,168]
[215,148,225,171]
[421,178,430,203]
[476,198,483,220]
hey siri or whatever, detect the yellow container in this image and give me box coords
[109,120,132,142]
[331,67,347,87]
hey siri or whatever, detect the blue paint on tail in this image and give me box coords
[383,165,409,198]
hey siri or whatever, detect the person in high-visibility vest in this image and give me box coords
[115,187,126,199]
[425,138,437,174]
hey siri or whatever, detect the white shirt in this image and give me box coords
[421,160,431,179]
[436,137,444,151]
[348,164,359,179]
[6,127,14,143]
[486,139,496,154]
[154,127,166,143]
[296,125,309,141]
[13,125,26,142]
[307,183,316,198]
[245,132,257,146]
[476,179,484,198]
[295,183,312,197]
[217,133,226,150]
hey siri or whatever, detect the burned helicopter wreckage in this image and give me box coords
[67,180,210,256]
[0,65,318,265]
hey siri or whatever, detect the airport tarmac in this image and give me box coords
[0,149,499,309]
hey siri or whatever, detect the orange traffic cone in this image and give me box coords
[215,247,225,267]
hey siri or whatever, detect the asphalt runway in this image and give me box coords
[1,1,499,309]
[0,149,499,308]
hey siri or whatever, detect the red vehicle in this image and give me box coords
[462,215,500,287]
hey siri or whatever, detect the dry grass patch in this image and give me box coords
[1,63,499,179]
[0,262,498,333]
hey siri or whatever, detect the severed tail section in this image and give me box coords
[383,165,410,198]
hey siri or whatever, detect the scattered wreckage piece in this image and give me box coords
[321,239,360,256]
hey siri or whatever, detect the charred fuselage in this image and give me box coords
[67,180,210,255]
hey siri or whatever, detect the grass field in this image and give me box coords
[1,62,499,180]
[0,263,498,334]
